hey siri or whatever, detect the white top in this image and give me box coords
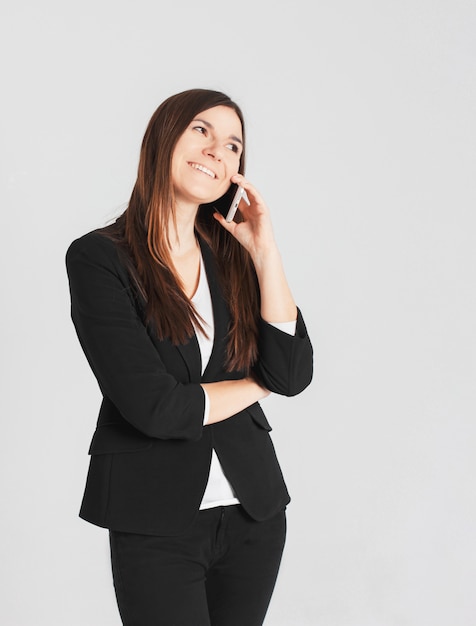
[192,254,296,510]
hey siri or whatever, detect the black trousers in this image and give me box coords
[109,505,286,626]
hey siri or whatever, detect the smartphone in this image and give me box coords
[225,185,250,222]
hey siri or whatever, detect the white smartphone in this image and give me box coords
[225,185,250,222]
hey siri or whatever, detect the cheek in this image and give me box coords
[227,156,241,175]
[218,179,231,196]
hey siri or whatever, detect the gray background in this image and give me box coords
[1,0,475,624]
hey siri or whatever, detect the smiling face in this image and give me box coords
[171,105,243,209]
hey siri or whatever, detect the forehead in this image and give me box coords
[194,105,243,139]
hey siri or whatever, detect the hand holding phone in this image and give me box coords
[225,185,251,223]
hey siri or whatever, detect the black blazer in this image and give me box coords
[66,229,313,536]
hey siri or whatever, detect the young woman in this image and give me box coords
[66,88,313,626]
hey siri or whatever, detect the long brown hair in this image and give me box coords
[107,88,259,372]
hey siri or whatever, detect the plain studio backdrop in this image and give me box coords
[1,1,475,624]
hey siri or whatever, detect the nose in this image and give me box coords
[204,140,222,161]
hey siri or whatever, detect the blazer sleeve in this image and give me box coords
[253,309,314,396]
[66,232,205,441]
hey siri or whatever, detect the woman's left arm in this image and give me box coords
[213,174,297,324]
[214,174,314,396]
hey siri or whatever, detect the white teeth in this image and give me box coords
[190,163,216,178]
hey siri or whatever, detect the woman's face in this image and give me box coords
[171,105,243,208]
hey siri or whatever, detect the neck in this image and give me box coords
[167,202,201,298]
[168,201,199,256]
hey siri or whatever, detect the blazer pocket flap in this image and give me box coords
[88,422,154,455]
[247,403,272,431]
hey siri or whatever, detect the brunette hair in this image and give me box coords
[107,88,259,372]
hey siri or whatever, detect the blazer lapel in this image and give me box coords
[198,238,230,382]
[176,333,202,383]
[173,236,230,383]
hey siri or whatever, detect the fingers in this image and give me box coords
[213,210,237,233]
[230,174,263,205]
[230,175,268,219]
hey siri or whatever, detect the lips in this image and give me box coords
[188,162,217,179]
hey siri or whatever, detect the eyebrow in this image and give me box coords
[192,118,243,146]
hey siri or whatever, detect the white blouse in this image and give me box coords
[192,254,296,510]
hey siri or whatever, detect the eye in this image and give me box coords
[193,125,207,135]
[226,143,240,154]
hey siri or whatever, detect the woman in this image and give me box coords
[66,88,313,626]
